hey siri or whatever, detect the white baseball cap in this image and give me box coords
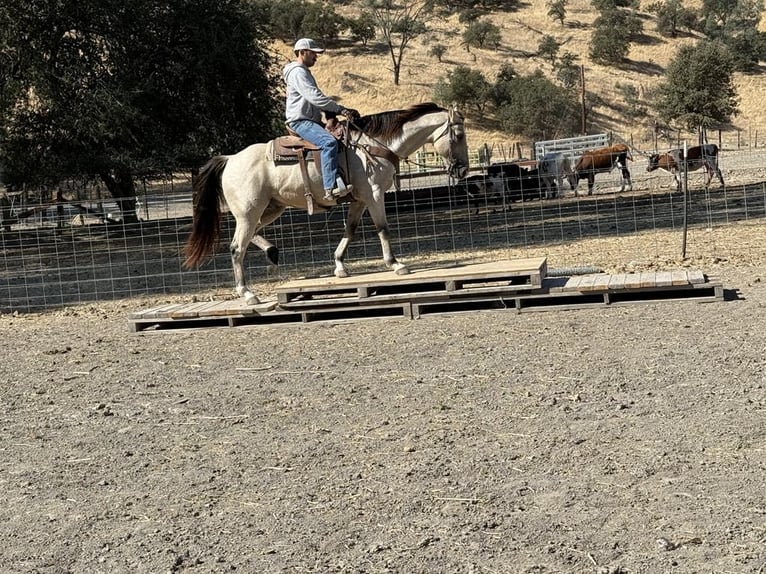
[293,38,325,53]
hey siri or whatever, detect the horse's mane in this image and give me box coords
[353,102,445,140]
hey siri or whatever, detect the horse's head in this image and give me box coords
[647,153,660,172]
[432,105,469,180]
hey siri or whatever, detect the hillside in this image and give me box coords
[272,0,766,152]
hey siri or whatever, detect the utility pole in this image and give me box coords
[580,64,587,134]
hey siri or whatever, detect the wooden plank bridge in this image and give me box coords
[127,257,724,332]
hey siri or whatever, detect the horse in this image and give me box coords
[183,102,469,304]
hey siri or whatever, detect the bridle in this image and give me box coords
[431,106,466,178]
[346,106,466,178]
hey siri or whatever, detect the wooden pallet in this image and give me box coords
[275,258,547,304]
[127,263,724,332]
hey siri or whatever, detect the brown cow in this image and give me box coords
[570,143,632,196]
[647,143,724,190]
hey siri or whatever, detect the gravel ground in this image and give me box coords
[1,253,765,573]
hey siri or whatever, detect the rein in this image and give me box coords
[348,107,462,175]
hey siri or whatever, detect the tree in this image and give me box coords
[590,7,641,64]
[698,0,765,70]
[428,43,448,62]
[0,0,281,221]
[547,0,568,25]
[433,65,492,117]
[646,0,698,38]
[367,0,432,85]
[538,35,560,66]
[348,12,377,45]
[462,19,501,50]
[554,51,580,89]
[494,69,580,140]
[700,0,762,38]
[653,41,739,130]
[258,0,346,42]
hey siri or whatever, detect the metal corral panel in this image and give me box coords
[535,134,610,161]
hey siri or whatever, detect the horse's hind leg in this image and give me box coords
[230,212,264,304]
[250,202,285,265]
[333,201,365,278]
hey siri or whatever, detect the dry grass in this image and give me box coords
[272,0,766,151]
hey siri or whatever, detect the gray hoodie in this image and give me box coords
[283,61,343,123]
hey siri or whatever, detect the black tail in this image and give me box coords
[183,156,228,268]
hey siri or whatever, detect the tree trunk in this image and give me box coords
[100,170,139,223]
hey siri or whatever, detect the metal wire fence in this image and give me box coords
[2,145,765,312]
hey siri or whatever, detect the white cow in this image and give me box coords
[538,152,574,199]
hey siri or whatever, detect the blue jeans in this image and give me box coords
[288,120,339,190]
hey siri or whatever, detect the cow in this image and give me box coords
[646,143,724,190]
[487,162,525,203]
[456,173,507,214]
[538,152,574,199]
[571,143,632,196]
[486,162,547,203]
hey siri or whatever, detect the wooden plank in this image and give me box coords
[275,258,547,294]
[655,271,673,287]
[608,274,627,290]
[687,270,706,285]
[168,301,220,319]
[577,274,597,292]
[639,272,657,288]
[623,273,643,289]
[131,303,184,319]
[671,270,689,286]
[562,275,582,291]
[204,300,278,316]
[592,274,612,291]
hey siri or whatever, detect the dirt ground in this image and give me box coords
[1,241,765,574]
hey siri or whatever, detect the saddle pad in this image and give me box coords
[269,135,320,164]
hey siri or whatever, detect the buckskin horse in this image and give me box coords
[183,103,469,304]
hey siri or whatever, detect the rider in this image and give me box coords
[283,38,360,202]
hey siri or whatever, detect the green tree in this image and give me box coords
[592,0,639,9]
[590,7,641,64]
[494,69,580,140]
[700,0,762,37]
[0,0,281,221]
[554,51,580,89]
[547,0,568,25]
[538,35,560,65]
[646,0,698,38]
[462,19,501,50]
[698,0,765,70]
[367,0,432,85]
[433,65,492,117]
[428,43,448,62]
[259,0,345,42]
[654,41,739,130]
[349,11,377,45]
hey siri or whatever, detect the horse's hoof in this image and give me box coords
[334,268,349,279]
[394,264,410,275]
[244,292,260,305]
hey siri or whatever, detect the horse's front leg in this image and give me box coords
[365,187,409,276]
